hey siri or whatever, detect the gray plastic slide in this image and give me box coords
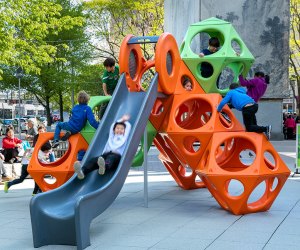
[30,73,158,250]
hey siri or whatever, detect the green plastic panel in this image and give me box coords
[180,17,254,95]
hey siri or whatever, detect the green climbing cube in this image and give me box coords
[180,17,254,95]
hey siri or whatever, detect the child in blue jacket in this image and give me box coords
[217,83,272,139]
[52,91,99,148]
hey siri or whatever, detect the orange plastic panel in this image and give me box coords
[119,34,145,91]
[155,33,181,94]
[149,95,174,131]
[196,132,290,215]
[159,94,245,134]
[154,133,205,190]
[174,61,205,95]
[27,132,89,192]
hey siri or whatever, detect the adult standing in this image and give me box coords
[25,118,38,146]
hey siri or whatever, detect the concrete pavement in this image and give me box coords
[0,140,299,250]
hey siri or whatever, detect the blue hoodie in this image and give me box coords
[68,104,99,132]
[217,87,256,112]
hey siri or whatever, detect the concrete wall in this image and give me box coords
[164,0,289,140]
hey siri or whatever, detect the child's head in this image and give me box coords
[6,127,14,137]
[182,78,193,91]
[41,143,51,153]
[254,71,270,84]
[208,37,220,52]
[77,90,90,104]
[113,122,126,135]
[103,57,116,72]
[38,125,46,134]
[229,83,240,90]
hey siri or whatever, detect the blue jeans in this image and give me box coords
[53,122,77,141]
[49,152,55,162]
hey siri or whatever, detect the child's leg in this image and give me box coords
[49,152,55,162]
[3,148,14,162]
[82,164,98,176]
[53,122,67,141]
[33,182,41,195]
[104,152,121,171]
[5,164,28,190]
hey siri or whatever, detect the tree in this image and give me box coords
[290,0,300,113]
[0,0,84,78]
[84,0,164,63]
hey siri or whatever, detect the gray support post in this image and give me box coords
[143,127,148,208]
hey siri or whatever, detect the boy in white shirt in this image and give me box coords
[74,114,131,179]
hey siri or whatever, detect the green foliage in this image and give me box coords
[84,0,164,62]
[0,0,84,77]
[290,0,300,112]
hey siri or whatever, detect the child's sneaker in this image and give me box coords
[74,161,85,180]
[52,140,60,148]
[4,181,9,193]
[97,156,106,175]
[61,131,72,141]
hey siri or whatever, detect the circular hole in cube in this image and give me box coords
[47,141,70,164]
[190,31,224,55]
[151,99,164,116]
[270,177,279,192]
[183,136,201,153]
[195,174,204,186]
[216,137,255,172]
[226,179,244,197]
[129,49,138,80]
[200,112,212,126]
[218,66,235,90]
[239,149,256,166]
[247,180,267,209]
[219,110,232,128]
[199,61,214,78]
[43,175,56,185]
[175,98,212,129]
[181,75,193,91]
[231,39,242,54]
[166,51,173,76]
[179,165,192,177]
[264,151,277,170]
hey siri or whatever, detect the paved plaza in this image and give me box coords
[0,140,299,250]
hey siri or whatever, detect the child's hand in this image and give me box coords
[199,53,204,57]
[121,114,130,122]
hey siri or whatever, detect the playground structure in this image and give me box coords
[29,18,290,249]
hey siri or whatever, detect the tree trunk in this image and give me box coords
[45,96,52,126]
[59,91,64,122]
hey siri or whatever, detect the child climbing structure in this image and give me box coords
[147,18,290,215]
[30,17,290,250]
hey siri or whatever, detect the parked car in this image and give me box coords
[1,119,19,135]
[37,116,47,126]
[14,118,28,132]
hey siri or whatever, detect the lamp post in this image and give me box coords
[15,67,23,138]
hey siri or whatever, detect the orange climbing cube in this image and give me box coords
[196,132,290,215]
[28,132,89,192]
